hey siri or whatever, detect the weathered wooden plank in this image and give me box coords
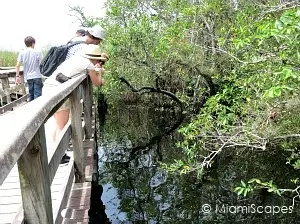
[11,153,71,224]
[51,177,68,186]
[0,94,28,114]
[0,75,86,185]
[0,175,19,183]
[0,195,22,204]
[0,165,18,177]
[0,84,26,98]
[0,72,96,224]
[48,123,71,183]
[62,218,89,224]
[66,196,90,208]
[60,138,95,223]
[69,182,91,190]
[0,213,18,224]
[69,87,85,183]
[1,77,9,90]
[20,81,26,95]
[17,125,53,224]
[63,208,89,219]
[12,160,75,224]
[67,188,91,198]
[83,139,96,182]
[1,77,11,104]
[0,68,23,76]
[53,156,75,224]
[0,204,22,214]
[0,67,16,70]
[82,77,93,139]
[0,182,21,190]
[0,188,21,197]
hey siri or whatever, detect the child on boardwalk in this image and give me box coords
[16,36,43,101]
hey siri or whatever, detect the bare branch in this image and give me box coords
[68,5,101,27]
[259,1,300,19]
[280,185,300,207]
[272,134,300,140]
[225,143,267,150]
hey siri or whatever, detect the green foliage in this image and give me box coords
[235,178,281,197]
[172,4,300,177]
[292,159,300,170]
[0,50,18,67]
[291,178,300,184]
[235,180,253,197]
[100,0,212,105]
[79,0,300,194]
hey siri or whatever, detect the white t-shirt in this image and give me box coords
[17,47,43,81]
[66,37,86,59]
[44,53,95,86]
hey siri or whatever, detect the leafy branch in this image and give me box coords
[235,178,300,206]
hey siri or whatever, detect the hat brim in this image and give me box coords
[86,30,105,40]
[81,54,107,61]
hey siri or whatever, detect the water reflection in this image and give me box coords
[95,103,300,224]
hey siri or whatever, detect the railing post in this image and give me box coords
[2,76,11,103]
[20,74,26,95]
[17,125,53,224]
[83,76,93,139]
[69,86,85,182]
[1,75,9,89]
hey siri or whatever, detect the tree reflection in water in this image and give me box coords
[92,102,300,224]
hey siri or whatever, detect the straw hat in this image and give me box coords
[81,45,107,61]
[101,52,109,61]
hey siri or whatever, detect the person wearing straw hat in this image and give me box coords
[43,44,109,143]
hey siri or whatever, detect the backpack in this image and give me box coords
[40,41,85,77]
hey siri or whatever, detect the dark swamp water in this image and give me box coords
[90,95,300,224]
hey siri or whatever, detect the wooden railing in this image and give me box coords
[0,74,93,223]
[0,67,27,114]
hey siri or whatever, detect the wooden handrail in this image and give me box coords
[0,66,17,70]
[0,68,23,77]
[0,75,86,184]
[0,73,93,223]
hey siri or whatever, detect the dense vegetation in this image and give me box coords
[94,0,300,200]
[0,50,18,67]
[1,0,299,202]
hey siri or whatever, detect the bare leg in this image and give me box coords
[53,109,70,142]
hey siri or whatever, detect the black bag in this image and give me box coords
[55,73,70,83]
[40,41,84,77]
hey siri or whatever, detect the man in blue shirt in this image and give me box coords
[16,36,43,101]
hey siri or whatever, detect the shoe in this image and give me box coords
[60,154,70,164]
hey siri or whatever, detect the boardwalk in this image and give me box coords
[0,72,97,224]
[0,112,96,224]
